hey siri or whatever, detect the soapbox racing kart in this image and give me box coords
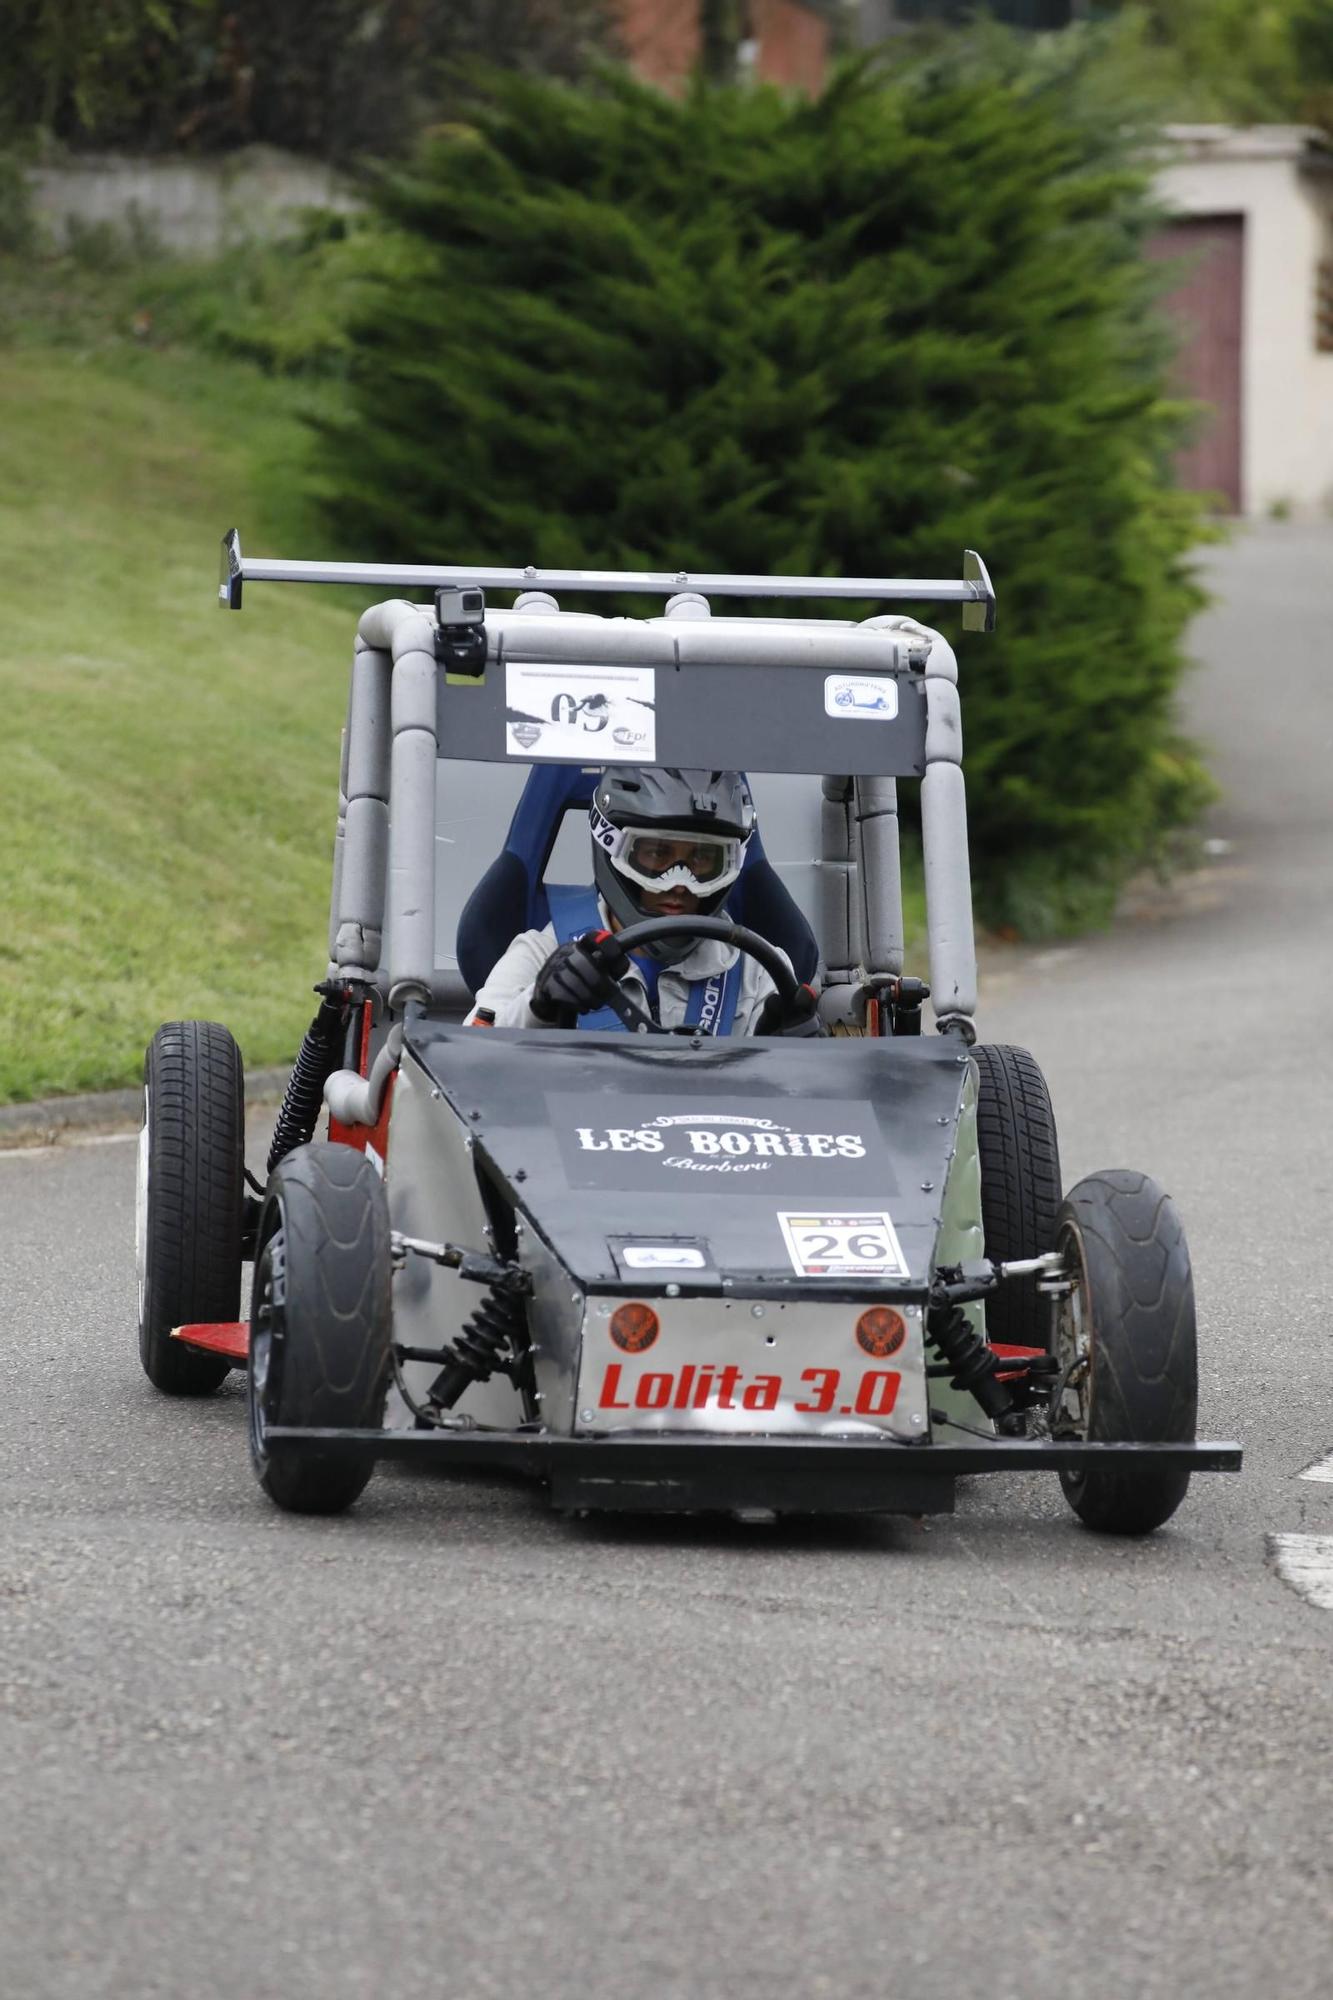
[134,539,1241,1531]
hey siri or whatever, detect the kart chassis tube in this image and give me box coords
[262,1428,1243,1517]
[855,774,905,982]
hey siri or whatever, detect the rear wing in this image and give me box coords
[218,532,996,633]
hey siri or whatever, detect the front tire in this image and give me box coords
[973,1044,1062,1348]
[1054,1171,1198,1536]
[247,1142,392,1515]
[138,1021,245,1395]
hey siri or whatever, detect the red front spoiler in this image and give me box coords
[172,1321,248,1365]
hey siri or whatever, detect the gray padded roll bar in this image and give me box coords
[348,600,439,1009]
[920,762,977,1031]
[327,696,350,975]
[918,622,976,1032]
[818,777,861,983]
[481,611,920,673]
[330,640,392,981]
[854,776,905,980]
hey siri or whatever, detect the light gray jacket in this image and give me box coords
[466,900,782,1033]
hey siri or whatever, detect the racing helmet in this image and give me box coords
[590,767,756,963]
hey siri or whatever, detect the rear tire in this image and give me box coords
[137,1021,244,1395]
[1055,1171,1198,1536]
[973,1044,1062,1348]
[247,1142,392,1515]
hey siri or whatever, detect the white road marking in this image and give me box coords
[1269,1534,1333,1612]
[1298,1452,1333,1483]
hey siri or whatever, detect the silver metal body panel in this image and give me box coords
[572,1296,929,1442]
[381,1062,946,1444]
[382,1051,525,1428]
[515,1216,584,1439]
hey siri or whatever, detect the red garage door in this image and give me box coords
[1148,215,1245,512]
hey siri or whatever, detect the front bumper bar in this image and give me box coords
[263,1428,1243,1515]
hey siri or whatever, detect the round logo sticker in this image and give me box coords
[610,1302,660,1353]
[855,1307,907,1358]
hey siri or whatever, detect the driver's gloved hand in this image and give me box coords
[754,982,823,1038]
[531,930,629,1023]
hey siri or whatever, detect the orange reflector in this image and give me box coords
[609,1302,660,1354]
[855,1306,907,1359]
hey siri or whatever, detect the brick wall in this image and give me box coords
[616,1,830,94]
[752,0,830,90]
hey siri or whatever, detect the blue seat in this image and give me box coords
[455,765,820,994]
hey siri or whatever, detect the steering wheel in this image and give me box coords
[565,915,805,1036]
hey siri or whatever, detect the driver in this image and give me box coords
[466,767,819,1035]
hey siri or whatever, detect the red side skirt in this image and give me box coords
[172,1321,249,1365]
[165,1330,1043,1380]
[991,1341,1046,1382]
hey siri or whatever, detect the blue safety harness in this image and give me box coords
[546,886,743,1036]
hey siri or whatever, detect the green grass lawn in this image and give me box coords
[0,337,361,1101]
[0,244,928,1103]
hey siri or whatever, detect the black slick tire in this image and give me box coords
[1055,1171,1198,1536]
[247,1142,392,1516]
[137,1021,245,1395]
[973,1043,1062,1348]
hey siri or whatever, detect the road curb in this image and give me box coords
[0,1067,294,1144]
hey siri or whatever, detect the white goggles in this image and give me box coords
[591,803,747,898]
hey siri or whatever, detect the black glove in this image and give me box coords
[531,930,630,1023]
[754,981,823,1038]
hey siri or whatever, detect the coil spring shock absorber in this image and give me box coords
[267,989,350,1174]
[427,1285,528,1412]
[927,1298,1024,1435]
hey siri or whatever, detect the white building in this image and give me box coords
[1153,125,1333,516]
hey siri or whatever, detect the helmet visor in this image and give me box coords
[592,805,747,899]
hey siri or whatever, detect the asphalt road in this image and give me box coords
[3,525,1331,2000]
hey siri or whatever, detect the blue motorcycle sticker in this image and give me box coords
[824,674,900,720]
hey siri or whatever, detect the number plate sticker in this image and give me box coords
[778,1210,909,1279]
[504,662,656,761]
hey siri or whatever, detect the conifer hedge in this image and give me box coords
[313,58,1212,933]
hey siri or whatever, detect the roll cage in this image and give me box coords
[219,533,997,1050]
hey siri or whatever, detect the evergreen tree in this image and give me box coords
[1079,1,1315,123]
[0,1,616,157]
[312,57,1210,932]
